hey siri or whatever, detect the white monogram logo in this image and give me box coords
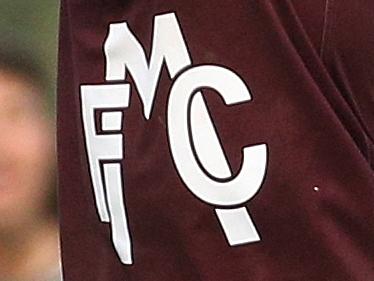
[80,12,268,265]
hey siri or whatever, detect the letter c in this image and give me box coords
[167,65,267,207]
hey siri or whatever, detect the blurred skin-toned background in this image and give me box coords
[0,1,60,281]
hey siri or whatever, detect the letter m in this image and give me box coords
[104,12,193,119]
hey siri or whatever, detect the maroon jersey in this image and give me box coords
[57,0,374,280]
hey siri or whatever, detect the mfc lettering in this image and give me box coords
[80,12,268,265]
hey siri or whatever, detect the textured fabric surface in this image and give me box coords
[58,1,374,280]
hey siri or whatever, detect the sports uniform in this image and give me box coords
[58,0,374,280]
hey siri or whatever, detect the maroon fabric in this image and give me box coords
[57,0,374,280]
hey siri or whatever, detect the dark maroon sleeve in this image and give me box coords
[57,1,374,280]
[320,0,374,165]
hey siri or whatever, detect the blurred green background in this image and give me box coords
[0,0,59,108]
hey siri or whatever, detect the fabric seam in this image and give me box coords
[320,0,334,60]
